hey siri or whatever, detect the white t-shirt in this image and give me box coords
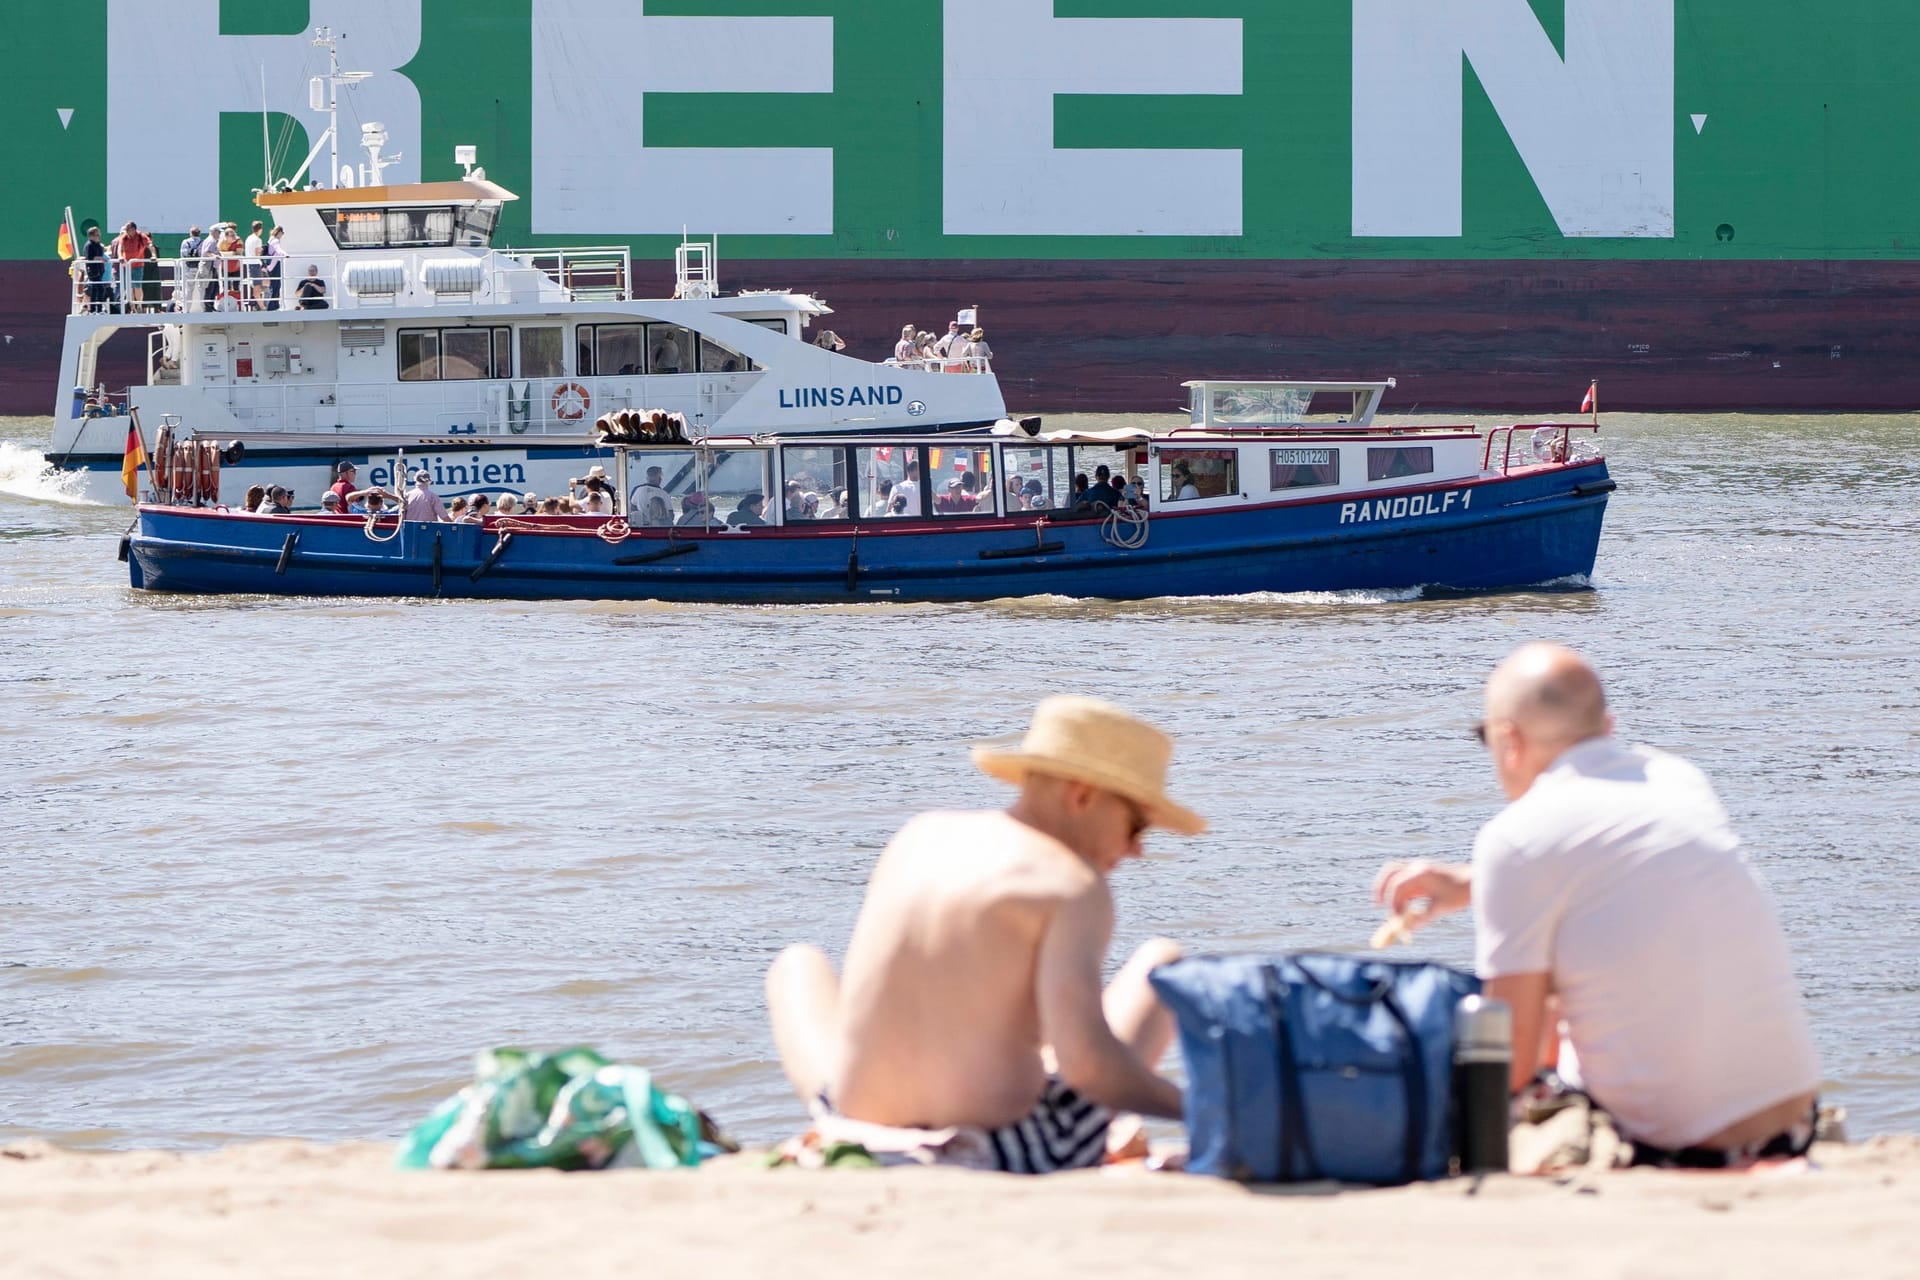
[890,478,920,514]
[1473,738,1820,1149]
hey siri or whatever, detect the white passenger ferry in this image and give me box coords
[49,35,1002,507]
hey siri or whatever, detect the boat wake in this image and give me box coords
[0,443,93,505]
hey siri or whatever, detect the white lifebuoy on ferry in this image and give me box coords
[552,382,591,421]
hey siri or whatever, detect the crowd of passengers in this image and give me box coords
[242,460,1152,522]
[76,218,330,315]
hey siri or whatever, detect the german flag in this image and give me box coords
[121,419,146,501]
[57,222,74,261]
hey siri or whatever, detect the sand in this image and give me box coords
[2,1136,1915,1279]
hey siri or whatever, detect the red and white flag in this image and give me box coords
[1579,381,1597,414]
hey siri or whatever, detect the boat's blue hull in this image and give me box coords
[127,462,1613,603]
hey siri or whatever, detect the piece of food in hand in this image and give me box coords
[1369,912,1416,950]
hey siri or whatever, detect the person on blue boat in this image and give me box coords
[676,491,711,527]
[403,469,448,523]
[727,492,768,527]
[1373,643,1821,1168]
[766,696,1205,1173]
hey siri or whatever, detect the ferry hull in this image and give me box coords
[12,257,1920,420]
[127,463,1612,604]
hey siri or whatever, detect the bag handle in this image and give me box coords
[1260,962,1320,1181]
[1291,954,1397,1006]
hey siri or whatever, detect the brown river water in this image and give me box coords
[1,412,1915,1149]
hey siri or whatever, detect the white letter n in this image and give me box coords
[1353,0,1674,238]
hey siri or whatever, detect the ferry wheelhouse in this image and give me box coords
[50,41,1001,506]
[124,379,1616,603]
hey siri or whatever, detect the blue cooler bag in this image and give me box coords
[1150,953,1480,1184]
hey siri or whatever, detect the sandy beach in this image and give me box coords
[3,1136,1915,1279]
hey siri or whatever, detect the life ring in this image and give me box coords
[551,382,591,421]
[197,441,219,504]
[152,423,174,492]
[171,443,196,505]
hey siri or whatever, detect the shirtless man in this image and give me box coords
[766,695,1205,1173]
[1374,643,1820,1165]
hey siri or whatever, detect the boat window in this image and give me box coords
[520,326,564,380]
[706,450,773,528]
[999,445,1073,511]
[928,444,997,517]
[698,334,751,374]
[576,324,644,377]
[856,445,923,517]
[749,319,788,338]
[320,206,459,250]
[454,204,499,247]
[1270,447,1340,491]
[396,326,511,381]
[398,331,438,382]
[648,324,694,375]
[780,446,850,521]
[1366,446,1434,482]
[1158,447,1237,502]
[626,449,705,528]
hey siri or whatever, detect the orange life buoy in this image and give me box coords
[551,382,591,421]
[152,423,174,492]
[197,441,219,505]
[171,443,196,505]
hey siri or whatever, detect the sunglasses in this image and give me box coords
[1470,721,1487,745]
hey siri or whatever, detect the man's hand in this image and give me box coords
[1371,861,1474,934]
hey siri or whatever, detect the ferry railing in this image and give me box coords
[1484,423,1601,474]
[71,247,646,317]
[499,247,633,302]
[887,355,993,375]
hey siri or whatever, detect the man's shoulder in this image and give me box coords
[893,811,1099,892]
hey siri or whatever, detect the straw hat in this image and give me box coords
[972,696,1206,835]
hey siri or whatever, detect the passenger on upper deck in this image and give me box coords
[82,226,110,312]
[893,324,918,363]
[813,329,847,352]
[935,320,966,360]
[265,227,286,311]
[296,265,329,310]
[961,328,992,367]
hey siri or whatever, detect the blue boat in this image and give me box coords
[123,380,1614,603]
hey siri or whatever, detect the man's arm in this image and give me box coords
[1035,881,1184,1119]
[1372,860,1474,931]
[1486,972,1552,1094]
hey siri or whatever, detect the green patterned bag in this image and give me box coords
[396,1047,722,1171]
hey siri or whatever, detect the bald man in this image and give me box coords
[1375,643,1820,1167]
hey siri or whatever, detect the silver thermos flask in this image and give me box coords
[1453,995,1512,1174]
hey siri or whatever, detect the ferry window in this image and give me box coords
[454,205,499,247]
[397,327,510,381]
[1159,447,1237,502]
[856,445,923,517]
[398,331,439,382]
[1367,446,1434,482]
[581,324,643,377]
[521,326,564,380]
[1000,445,1072,511]
[928,445,996,517]
[750,319,788,338]
[626,449,704,527]
[648,324,694,375]
[1270,447,1340,491]
[321,207,459,250]
[698,334,749,374]
[780,446,850,521]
